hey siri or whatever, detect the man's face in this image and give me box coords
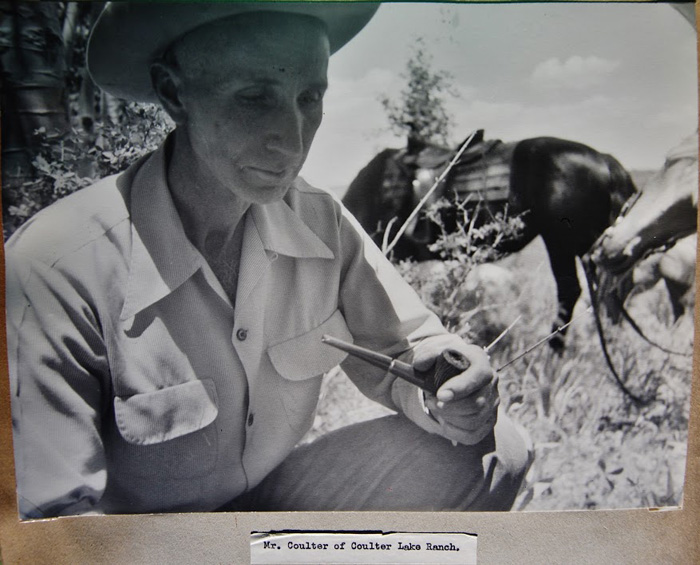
[170,13,329,204]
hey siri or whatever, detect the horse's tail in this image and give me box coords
[603,154,638,224]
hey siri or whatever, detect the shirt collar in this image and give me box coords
[120,140,203,320]
[249,191,334,260]
[120,140,333,320]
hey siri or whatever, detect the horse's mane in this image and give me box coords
[666,133,698,162]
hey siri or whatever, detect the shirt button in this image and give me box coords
[247,413,255,426]
[236,328,248,341]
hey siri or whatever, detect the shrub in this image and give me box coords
[395,195,525,344]
[3,102,172,240]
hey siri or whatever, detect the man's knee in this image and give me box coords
[494,411,533,482]
[237,413,532,512]
[467,412,532,511]
[367,412,532,512]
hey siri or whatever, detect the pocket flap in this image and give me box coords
[114,379,218,445]
[268,309,353,381]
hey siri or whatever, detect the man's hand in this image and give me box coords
[413,338,499,446]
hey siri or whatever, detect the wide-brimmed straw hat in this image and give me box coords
[88,2,379,103]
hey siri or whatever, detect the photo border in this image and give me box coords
[0,0,698,562]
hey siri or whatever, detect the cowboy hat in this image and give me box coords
[87,2,380,103]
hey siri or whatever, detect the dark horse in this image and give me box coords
[343,133,637,349]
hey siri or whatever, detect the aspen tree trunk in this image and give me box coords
[0,1,69,188]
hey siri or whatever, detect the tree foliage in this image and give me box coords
[4,104,172,239]
[380,38,456,146]
[1,2,172,240]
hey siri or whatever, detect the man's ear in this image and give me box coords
[150,61,187,124]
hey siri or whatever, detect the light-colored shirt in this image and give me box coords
[6,141,468,518]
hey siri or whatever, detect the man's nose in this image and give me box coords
[265,104,304,157]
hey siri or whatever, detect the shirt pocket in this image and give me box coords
[267,309,352,432]
[111,378,219,479]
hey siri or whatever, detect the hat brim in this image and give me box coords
[88,1,379,103]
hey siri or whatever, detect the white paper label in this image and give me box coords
[251,531,477,564]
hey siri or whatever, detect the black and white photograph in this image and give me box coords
[0,0,697,525]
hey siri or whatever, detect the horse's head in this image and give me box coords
[597,134,698,276]
[586,134,698,321]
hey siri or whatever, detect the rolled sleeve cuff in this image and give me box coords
[390,377,447,437]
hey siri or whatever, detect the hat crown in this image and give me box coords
[88,2,379,102]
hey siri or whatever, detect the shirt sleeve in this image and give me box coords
[6,250,109,519]
[335,205,468,437]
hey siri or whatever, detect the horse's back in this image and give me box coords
[511,137,637,254]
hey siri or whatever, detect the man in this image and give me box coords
[6,2,531,519]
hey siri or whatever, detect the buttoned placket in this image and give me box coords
[231,214,282,451]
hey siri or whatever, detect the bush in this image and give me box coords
[395,195,525,343]
[3,102,172,240]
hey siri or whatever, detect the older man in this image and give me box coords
[6,3,531,519]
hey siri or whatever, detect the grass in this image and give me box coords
[305,240,694,511]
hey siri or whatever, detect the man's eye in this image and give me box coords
[299,89,324,106]
[237,90,275,107]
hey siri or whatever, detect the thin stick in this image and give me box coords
[381,217,398,254]
[484,314,522,353]
[497,307,592,371]
[382,130,480,256]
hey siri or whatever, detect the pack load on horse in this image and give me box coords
[343,130,638,349]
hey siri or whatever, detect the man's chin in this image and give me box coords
[243,183,292,205]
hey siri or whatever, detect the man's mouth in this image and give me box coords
[246,165,293,183]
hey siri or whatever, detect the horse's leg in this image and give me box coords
[542,241,581,352]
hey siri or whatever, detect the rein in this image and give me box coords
[581,256,650,406]
[612,290,692,357]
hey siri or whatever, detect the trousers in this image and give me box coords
[223,411,532,511]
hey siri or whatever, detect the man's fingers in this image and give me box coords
[426,389,499,420]
[436,368,498,402]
